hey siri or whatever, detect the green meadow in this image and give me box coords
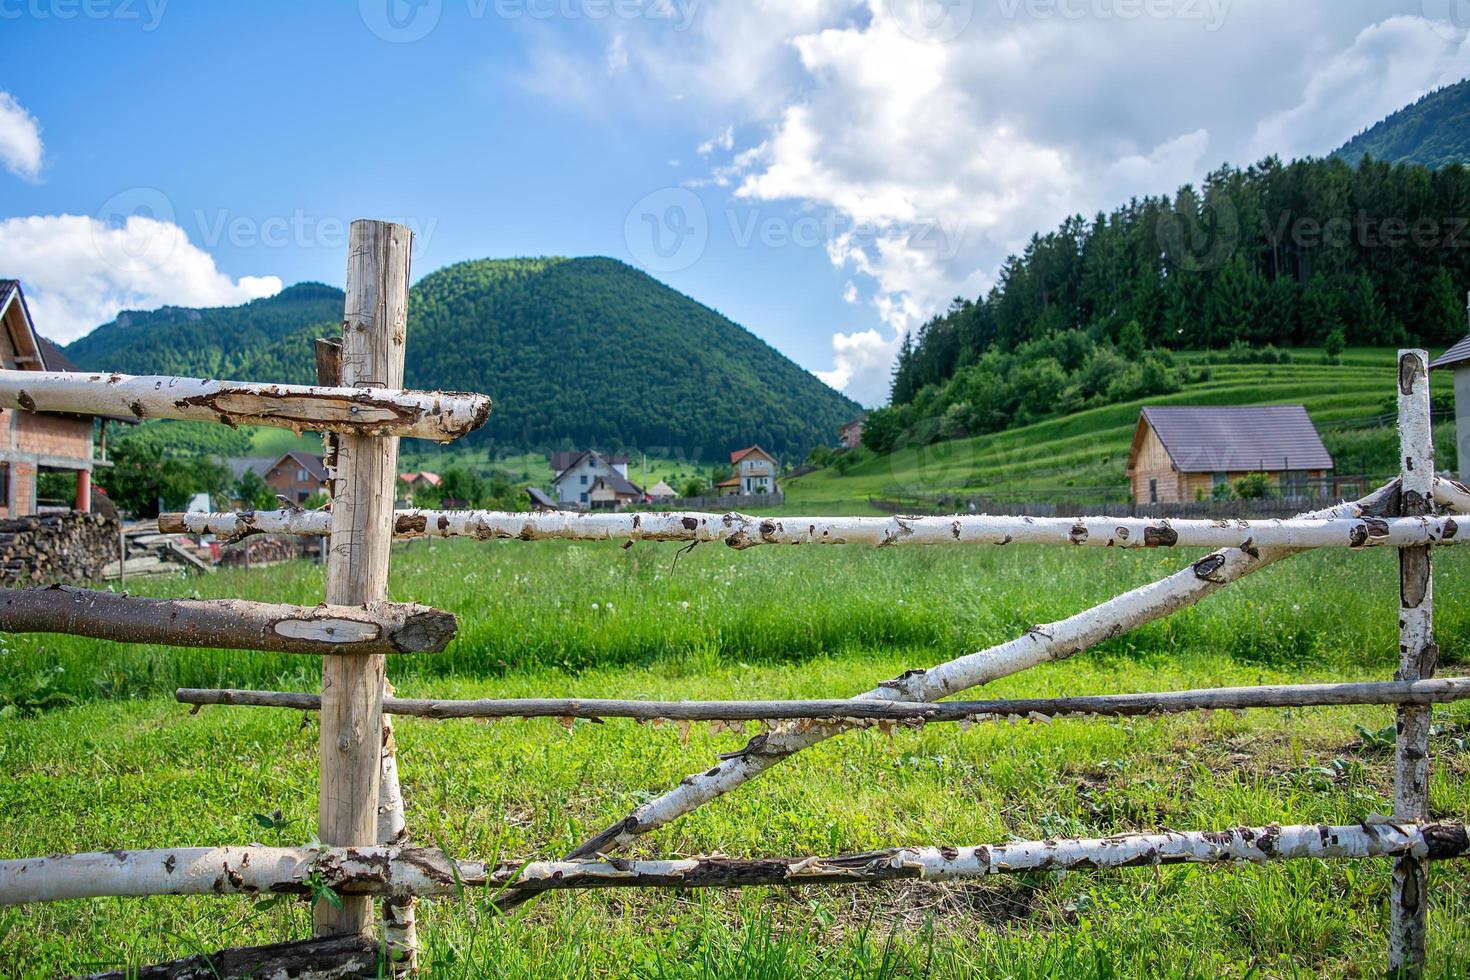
[3,536,1470,977]
[782,349,1458,514]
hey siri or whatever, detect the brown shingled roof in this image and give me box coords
[1133,405,1333,474]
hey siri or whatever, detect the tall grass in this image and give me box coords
[5,540,1467,711]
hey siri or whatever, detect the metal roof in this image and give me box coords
[1136,405,1333,474]
[1430,334,1470,371]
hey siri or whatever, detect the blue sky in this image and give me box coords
[3,1,1469,405]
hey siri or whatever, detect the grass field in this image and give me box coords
[4,536,1470,977]
[781,349,1457,514]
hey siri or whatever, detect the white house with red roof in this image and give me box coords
[719,445,778,497]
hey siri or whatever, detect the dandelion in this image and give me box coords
[591,602,600,611]
[680,601,690,610]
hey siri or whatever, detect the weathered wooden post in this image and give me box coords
[1392,348,1437,976]
[316,219,413,938]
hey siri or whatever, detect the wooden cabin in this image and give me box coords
[1126,405,1333,504]
[0,280,107,517]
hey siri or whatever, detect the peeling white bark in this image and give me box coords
[3,822,1465,906]
[174,677,1470,723]
[0,369,489,442]
[1432,475,1470,515]
[1393,350,1437,976]
[541,490,1394,874]
[156,507,1461,550]
[0,585,455,654]
[378,691,416,970]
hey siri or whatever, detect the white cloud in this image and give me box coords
[0,214,282,343]
[516,2,1458,402]
[1247,17,1470,162]
[698,125,734,156]
[816,326,899,407]
[0,91,44,182]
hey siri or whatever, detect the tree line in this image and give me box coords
[871,154,1470,452]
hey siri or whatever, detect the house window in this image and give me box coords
[580,492,588,503]
[298,468,309,481]
[580,474,588,485]
[1211,472,1228,489]
[1148,478,1157,503]
[0,463,8,508]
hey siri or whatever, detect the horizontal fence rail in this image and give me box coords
[4,822,1465,906]
[160,507,1463,550]
[176,677,1470,724]
[0,370,491,442]
[0,585,456,655]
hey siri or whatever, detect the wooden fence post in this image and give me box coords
[316,219,413,938]
[1392,348,1437,976]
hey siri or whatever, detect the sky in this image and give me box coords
[3,1,1470,407]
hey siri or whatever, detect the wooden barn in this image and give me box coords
[1126,405,1333,504]
[0,280,110,517]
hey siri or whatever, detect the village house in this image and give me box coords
[839,418,865,450]
[229,451,329,506]
[588,471,644,510]
[550,450,637,507]
[719,446,779,496]
[647,479,677,503]
[398,471,441,504]
[1126,405,1333,504]
[0,280,113,517]
[1431,333,1470,481]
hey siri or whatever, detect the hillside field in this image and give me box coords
[782,349,1458,515]
[3,538,1470,977]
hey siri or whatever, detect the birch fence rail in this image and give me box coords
[1,219,1466,978]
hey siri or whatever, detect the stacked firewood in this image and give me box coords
[217,535,304,568]
[0,512,120,585]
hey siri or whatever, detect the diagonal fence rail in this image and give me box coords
[0,223,1460,978]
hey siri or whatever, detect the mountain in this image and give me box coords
[65,282,344,381]
[1335,78,1470,169]
[66,257,860,460]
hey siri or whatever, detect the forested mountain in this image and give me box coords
[67,257,860,460]
[1335,79,1470,169]
[875,154,1470,453]
[65,282,344,379]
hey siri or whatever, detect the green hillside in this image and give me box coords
[1335,78,1470,168]
[784,349,1457,513]
[64,282,343,379]
[67,257,859,461]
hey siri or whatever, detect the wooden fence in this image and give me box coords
[1,220,1467,978]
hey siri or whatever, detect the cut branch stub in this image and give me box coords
[0,370,490,442]
[0,585,455,655]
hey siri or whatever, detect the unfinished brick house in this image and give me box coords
[0,280,107,517]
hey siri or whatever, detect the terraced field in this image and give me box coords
[783,349,1457,514]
